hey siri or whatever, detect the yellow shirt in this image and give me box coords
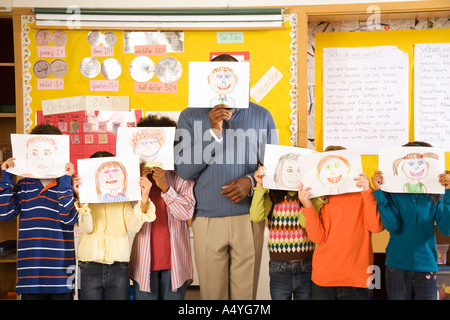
[76,200,156,264]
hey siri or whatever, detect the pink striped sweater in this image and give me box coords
[130,171,195,292]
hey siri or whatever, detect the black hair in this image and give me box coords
[211,54,238,62]
[137,114,177,128]
[90,151,114,158]
[402,141,433,147]
[30,123,62,135]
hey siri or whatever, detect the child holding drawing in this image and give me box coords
[0,123,78,300]
[298,145,384,300]
[371,141,450,300]
[129,114,195,300]
[250,158,325,300]
[72,151,156,300]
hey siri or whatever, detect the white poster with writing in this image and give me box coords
[322,46,409,154]
[414,43,450,149]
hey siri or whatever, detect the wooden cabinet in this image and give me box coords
[0,14,18,300]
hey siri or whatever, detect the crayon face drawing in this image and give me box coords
[7,134,70,179]
[316,154,351,194]
[77,155,141,204]
[273,153,303,190]
[208,66,238,108]
[392,151,439,193]
[188,61,250,108]
[262,144,315,191]
[116,127,175,170]
[378,146,445,195]
[95,160,129,203]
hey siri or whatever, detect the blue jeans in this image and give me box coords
[269,260,312,300]
[312,283,369,300]
[385,266,437,300]
[78,261,130,300]
[133,269,188,300]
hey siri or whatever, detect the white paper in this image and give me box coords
[378,146,445,194]
[115,127,175,170]
[262,144,315,191]
[250,66,283,103]
[414,43,450,149]
[322,46,409,154]
[188,61,249,108]
[7,134,70,179]
[299,149,364,198]
[77,155,141,203]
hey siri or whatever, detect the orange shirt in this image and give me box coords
[303,189,384,288]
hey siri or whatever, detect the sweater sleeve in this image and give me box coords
[175,111,222,181]
[56,175,78,225]
[161,175,195,222]
[373,189,400,233]
[361,188,385,233]
[303,203,327,245]
[435,189,450,236]
[249,187,272,222]
[0,170,19,221]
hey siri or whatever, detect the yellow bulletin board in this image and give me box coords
[315,28,450,177]
[21,14,298,147]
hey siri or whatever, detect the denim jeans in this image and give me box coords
[78,261,130,300]
[312,283,369,300]
[269,260,312,300]
[385,266,437,300]
[133,269,188,300]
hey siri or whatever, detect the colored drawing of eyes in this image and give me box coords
[408,162,414,166]
[417,160,424,165]
[44,149,52,156]
[32,150,38,156]
[286,168,293,173]
[326,164,332,170]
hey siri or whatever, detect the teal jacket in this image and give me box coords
[373,189,450,272]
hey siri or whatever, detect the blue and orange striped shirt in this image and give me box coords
[0,170,78,295]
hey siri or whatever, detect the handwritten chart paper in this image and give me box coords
[322,46,409,154]
[414,43,450,149]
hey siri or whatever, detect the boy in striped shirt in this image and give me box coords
[0,123,78,300]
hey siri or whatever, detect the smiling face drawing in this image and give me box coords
[130,128,167,163]
[316,155,351,191]
[26,136,58,178]
[208,66,238,97]
[402,158,429,179]
[95,161,128,200]
[273,153,303,190]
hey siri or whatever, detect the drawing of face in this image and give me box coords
[402,158,429,180]
[136,138,161,162]
[317,155,351,190]
[98,165,125,192]
[281,159,302,189]
[130,128,167,163]
[26,136,57,178]
[208,67,238,96]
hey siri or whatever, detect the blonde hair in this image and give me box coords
[95,161,128,200]
[26,136,58,150]
[130,128,166,152]
[392,152,439,176]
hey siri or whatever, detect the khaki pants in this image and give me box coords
[191,214,265,300]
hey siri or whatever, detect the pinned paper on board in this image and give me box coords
[77,155,141,203]
[116,127,175,170]
[378,146,445,194]
[7,134,70,179]
[262,144,315,191]
[299,149,364,197]
[250,66,283,103]
[188,61,250,108]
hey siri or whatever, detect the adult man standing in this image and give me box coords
[175,54,278,300]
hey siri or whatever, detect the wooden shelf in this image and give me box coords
[0,63,14,67]
[0,113,15,118]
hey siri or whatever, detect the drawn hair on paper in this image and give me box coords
[95,161,129,203]
[25,136,58,178]
[273,153,303,189]
[316,154,351,194]
[129,128,167,166]
[392,152,439,193]
[207,66,238,108]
